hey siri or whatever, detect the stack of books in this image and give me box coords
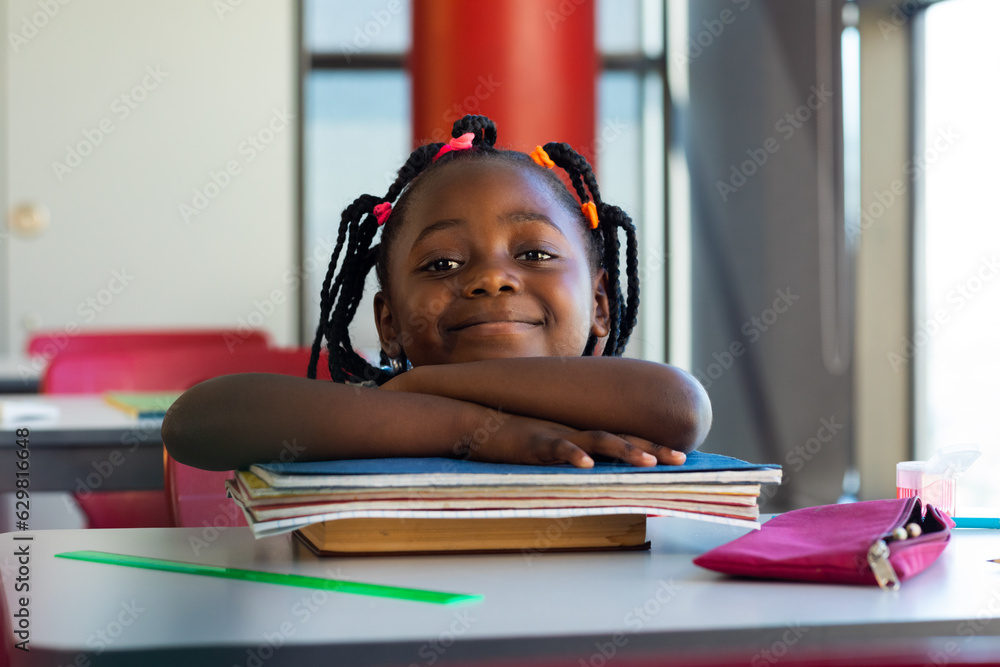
[227,452,781,556]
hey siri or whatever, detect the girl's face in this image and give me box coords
[373,158,610,366]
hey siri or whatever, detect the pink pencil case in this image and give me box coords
[693,497,954,590]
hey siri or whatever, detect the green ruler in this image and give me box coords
[56,550,482,605]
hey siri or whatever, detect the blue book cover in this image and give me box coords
[255,451,779,477]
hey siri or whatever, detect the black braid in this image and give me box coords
[308,115,641,383]
[541,142,640,356]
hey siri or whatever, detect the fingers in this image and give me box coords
[584,433,686,467]
[549,439,595,468]
[642,439,687,466]
[494,417,686,469]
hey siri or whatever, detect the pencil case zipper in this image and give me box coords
[866,496,952,591]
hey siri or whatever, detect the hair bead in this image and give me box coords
[432,132,476,163]
[581,201,599,229]
[373,202,392,225]
[530,146,555,169]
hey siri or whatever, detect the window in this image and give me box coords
[915,0,1000,509]
[303,0,411,360]
[302,0,668,362]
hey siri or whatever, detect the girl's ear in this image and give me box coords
[373,291,403,359]
[591,268,611,339]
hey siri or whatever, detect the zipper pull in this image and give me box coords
[867,539,900,591]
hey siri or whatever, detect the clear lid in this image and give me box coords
[923,443,982,478]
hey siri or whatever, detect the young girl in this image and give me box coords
[162,115,711,471]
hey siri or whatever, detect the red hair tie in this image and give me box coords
[432,132,476,162]
[373,202,392,225]
[582,201,599,229]
[530,146,555,169]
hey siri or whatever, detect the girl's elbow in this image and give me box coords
[161,387,224,470]
[161,397,199,467]
[655,367,712,453]
[683,380,713,452]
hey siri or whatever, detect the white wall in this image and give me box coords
[3,0,299,355]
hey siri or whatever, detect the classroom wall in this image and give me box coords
[1,0,299,355]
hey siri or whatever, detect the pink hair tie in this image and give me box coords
[432,132,476,162]
[373,201,392,225]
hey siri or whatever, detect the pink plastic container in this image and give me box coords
[896,461,956,516]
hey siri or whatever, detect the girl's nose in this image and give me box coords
[462,256,522,297]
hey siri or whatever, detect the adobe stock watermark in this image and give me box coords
[17,267,136,383]
[86,600,146,656]
[40,597,146,660]
[224,236,338,352]
[545,0,587,30]
[409,74,504,148]
[925,585,1000,666]
[234,566,345,667]
[750,622,810,666]
[877,1,922,39]
[51,66,168,183]
[785,416,844,474]
[849,126,959,241]
[7,0,72,54]
[439,75,504,135]
[693,288,799,390]
[213,0,247,21]
[521,515,576,563]
[671,0,751,70]
[339,0,404,62]
[716,85,834,202]
[407,609,479,667]
[178,107,294,223]
[578,118,627,161]
[452,409,511,460]
[189,438,304,556]
[887,254,999,372]
[66,416,159,505]
[579,579,682,667]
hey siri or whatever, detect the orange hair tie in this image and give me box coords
[530,145,555,169]
[582,201,599,229]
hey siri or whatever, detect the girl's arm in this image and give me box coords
[162,373,481,470]
[381,357,712,453]
[160,371,679,471]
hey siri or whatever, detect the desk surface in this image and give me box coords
[0,396,160,444]
[3,518,1000,666]
[0,396,163,492]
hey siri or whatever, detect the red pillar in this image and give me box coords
[411,0,597,168]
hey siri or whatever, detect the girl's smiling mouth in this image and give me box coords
[446,311,543,333]
[452,321,539,335]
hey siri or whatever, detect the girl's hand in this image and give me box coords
[460,412,686,468]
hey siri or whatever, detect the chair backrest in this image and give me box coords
[31,329,272,529]
[26,328,271,358]
[42,345,329,528]
[41,345,329,394]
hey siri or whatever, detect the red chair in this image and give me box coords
[41,345,329,529]
[27,328,271,359]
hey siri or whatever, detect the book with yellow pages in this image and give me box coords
[294,514,650,556]
[227,452,781,553]
[103,391,182,417]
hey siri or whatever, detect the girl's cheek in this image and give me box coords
[407,310,429,334]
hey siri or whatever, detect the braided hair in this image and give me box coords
[308,115,640,384]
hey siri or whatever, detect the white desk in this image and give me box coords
[0,396,163,493]
[3,518,1000,666]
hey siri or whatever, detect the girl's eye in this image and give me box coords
[517,249,555,262]
[423,258,461,272]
